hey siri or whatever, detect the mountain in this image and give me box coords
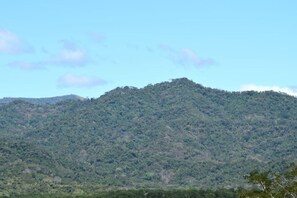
[1,78,297,195]
[0,94,85,105]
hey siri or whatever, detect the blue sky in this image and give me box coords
[0,1,296,98]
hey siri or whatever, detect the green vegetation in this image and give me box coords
[240,164,297,198]
[1,189,237,198]
[0,94,85,105]
[1,78,297,195]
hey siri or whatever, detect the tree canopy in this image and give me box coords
[240,165,297,198]
[1,78,297,195]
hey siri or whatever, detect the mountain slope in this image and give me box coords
[1,78,297,194]
[0,94,85,105]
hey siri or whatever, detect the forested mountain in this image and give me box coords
[1,78,297,195]
[0,94,85,105]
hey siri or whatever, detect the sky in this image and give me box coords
[0,1,296,98]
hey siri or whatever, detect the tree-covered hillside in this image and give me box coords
[0,94,85,105]
[1,78,297,195]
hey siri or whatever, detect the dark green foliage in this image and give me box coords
[0,189,238,198]
[0,78,297,195]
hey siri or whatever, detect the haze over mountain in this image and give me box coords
[1,78,296,195]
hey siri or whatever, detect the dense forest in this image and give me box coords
[1,78,297,196]
[3,189,237,198]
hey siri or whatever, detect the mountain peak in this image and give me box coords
[170,77,194,83]
[170,77,204,88]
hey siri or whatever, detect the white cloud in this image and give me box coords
[240,84,297,97]
[51,40,89,67]
[58,74,107,88]
[159,44,214,68]
[6,40,89,71]
[7,61,43,70]
[0,29,33,54]
[53,49,88,66]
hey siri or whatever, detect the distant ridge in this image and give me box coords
[0,94,85,105]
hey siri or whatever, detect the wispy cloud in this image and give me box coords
[52,50,87,66]
[7,61,43,70]
[7,40,90,71]
[240,84,297,97]
[159,44,214,68]
[0,29,33,54]
[88,32,105,43]
[51,40,89,67]
[58,74,107,88]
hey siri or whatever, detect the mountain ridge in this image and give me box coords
[1,78,295,103]
[0,94,85,105]
[0,78,296,194]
